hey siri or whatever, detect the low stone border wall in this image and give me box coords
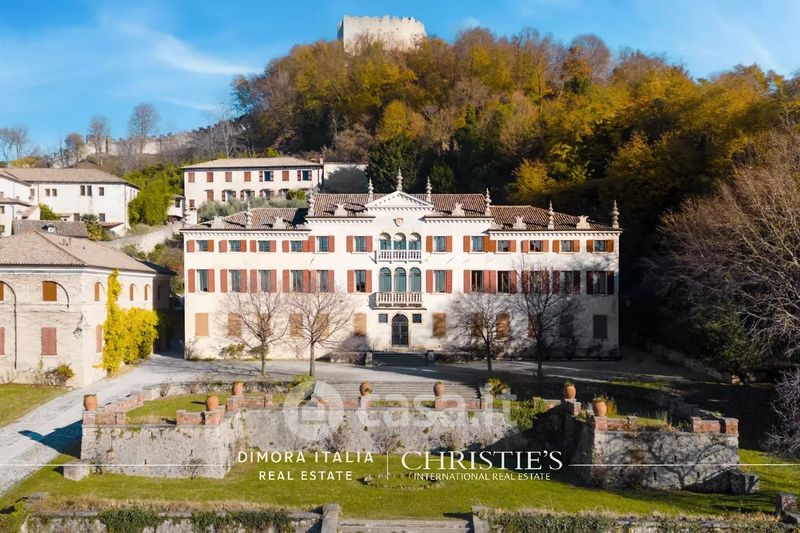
[645,339,738,383]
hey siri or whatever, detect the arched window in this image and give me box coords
[394,268,407,292]
[408,233,422,250]
[144,285,151,300]
[94,282,103,302]
[379,268,392,292]
[393,233,407,250]
[410,268,422,292]
[129,284,136,301]
[379,233,391,250]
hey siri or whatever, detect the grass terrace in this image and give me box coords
[125,393,289,424]
[0,384,66,427]
[3,450,799,519]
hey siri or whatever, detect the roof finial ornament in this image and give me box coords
[308,188,315,213]
[611,200,620,229]
[484,188,492,216]
[425,175,432,203]
[547,201,555,230]
[367,177,374,202]
[396,167,403,192]
[244,204,253,229]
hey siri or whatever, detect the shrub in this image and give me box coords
[487,377,508,396]
[44,363,74,386]
[38,203,60,220]
[102,270,159,373]
[507,398,551,430]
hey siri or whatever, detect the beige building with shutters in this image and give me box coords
[0,233,172,386]
[181,175,622,361]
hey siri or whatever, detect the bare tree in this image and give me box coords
[513,258,584,380]
[0,125,30,160]
[765,369,800,458]
[87,115,110,164]
[653,129,800,364]
[127,103,160,154]
[450,291,511,377]
[288,291,354,377]
[62,132,85,166]
[225,291,288,376]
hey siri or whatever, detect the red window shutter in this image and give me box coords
[521,271,530,293]
[463,236,470,252]
[282,241,289,252]
[482,236,490,252]
[587,239,594,252]
[445,271,453,293]
[220,240,228,253]
[607,239,615,252]
[187,240,195,253]
[509,241,517,252]
[346,236,353,252]
[96,325,103,353]
[552,270,560,293]
[487,239,496,253]
[329,236,335,252]
[208,269,215,292]
[586,272,594,295]
[0,327,5,356]
[283,270,290,292]
[552,240,560,253]
[206,171,213,182]
[573,271,581,294]
[269,240,276,251]
[303,271,311,293]
[188,269,196,293]
[573,239,580,252]
[188,172,195,183]
[445,236,453,252]
[521,240,529,252]
[426,270,433,293]
[240,269,248,292]
[225,171,232,182]
[208,240,215,252]
[244,171,251,182]
[509,272,517,293]
[365,271,373,292]
[607,272,615,295]
[270,270,277,293]
[366,236,373,252]
[542,240,549,253]
[249,240,257,252]
[307,236,315,252]
[41,327,57,356]
[282,170,289,181]
[426,236,433,252]
[240,240,246,252]
[464,270,471,293]
[220,269,228,293]
[347,270,354,293]
[328,270,334,291]
[250,270,258,292]
[485,270,496,293]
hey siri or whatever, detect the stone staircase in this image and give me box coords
[320,380,481,403]
[338,518,473,533]
[370,351,432,367]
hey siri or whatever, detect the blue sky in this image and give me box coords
[1,0,798,150]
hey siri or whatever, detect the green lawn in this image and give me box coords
[3,450,798,519]
[126,393,288,424]
[0,384,66,427]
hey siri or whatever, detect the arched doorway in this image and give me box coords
[391,314,409,347]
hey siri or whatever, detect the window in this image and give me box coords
[195,313,209,337]
[0,206,4,214]
[393,235,406,250]
[560,240,575,252]
[206,171,214,182]
[410,268,422,292]
[593,314,608,339]
[259,270,272,292]
[432,313,447,338]
[471,236,484,252]
[42,281,57,302]
[497,271,512,293]
[229,240,242,252]
[317,270,330,292]
[98,187,104,196]
[408,237,421,250]
[412,313,422,324]
[258,240,272,252]
[41,327,57,356]
[379,237,391,250]
[73,213,80,221]
[291,270,304,292]
[80,185,93,196]
[497,240,511,253]
[561,271,580,294]
[301,169,311,181]
[593,240,610,252]
[290,240,303,252]
[206,190,214,201]
[244,171,252,182]
[197,240,210,252]
[434,270,447,293]
[354,313,367,336]
[0,225,4,234]
[497,313,511,337]
[394,268,407,292]
[529,240,544,252]
[282,170,290,181]
[592,271,609,295]
[378,313,389,324]
[433,236,447,252]
[559,315,574,339]
[354,236,367,252]
[317,236,330,252]
[230,270,242,292]
[470,271,484,292]
[379,268,391,292]
[227,313,242,337]
[225,171,233,182]
[197,270,210,292]
[354,270,367,292]
[188,172,195,183]
[189,199,196,209]
[261,170,273,182]
[99,213,106,222]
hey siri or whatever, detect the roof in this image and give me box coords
[0,232,172,274]
[12,220,89,238]
[0,168,136,186]
[0,193,31,206]
[182,157,318,170]
[184,192,614,231]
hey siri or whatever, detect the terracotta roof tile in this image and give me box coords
[12,220,90,238]
[183,157,318,169]
[0,168,135,186]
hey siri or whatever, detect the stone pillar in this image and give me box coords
[721,418,739,435]
[227,396,243,412]
[591,416,608,432]
[321,503,340,533]
[775,493,797,516]
[63,461,90,481]
[561,399,581,416]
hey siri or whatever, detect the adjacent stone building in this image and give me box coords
[0,233,173,386]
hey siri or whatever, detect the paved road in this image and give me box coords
[0,348,703,496]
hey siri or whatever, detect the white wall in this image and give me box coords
[30,182,137,235]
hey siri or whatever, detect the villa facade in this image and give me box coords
[181,175,621,361]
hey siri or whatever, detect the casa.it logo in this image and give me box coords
[400,450,564,472]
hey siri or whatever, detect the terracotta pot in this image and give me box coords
[564,384,576,400]
[206,395,220,411]
[83,394,97,411]
[359,382,372,396]
[592,400,607,417]
[232,381,244,396]
[434,382,445,398]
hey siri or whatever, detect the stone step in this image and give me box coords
[338,519,471,533]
